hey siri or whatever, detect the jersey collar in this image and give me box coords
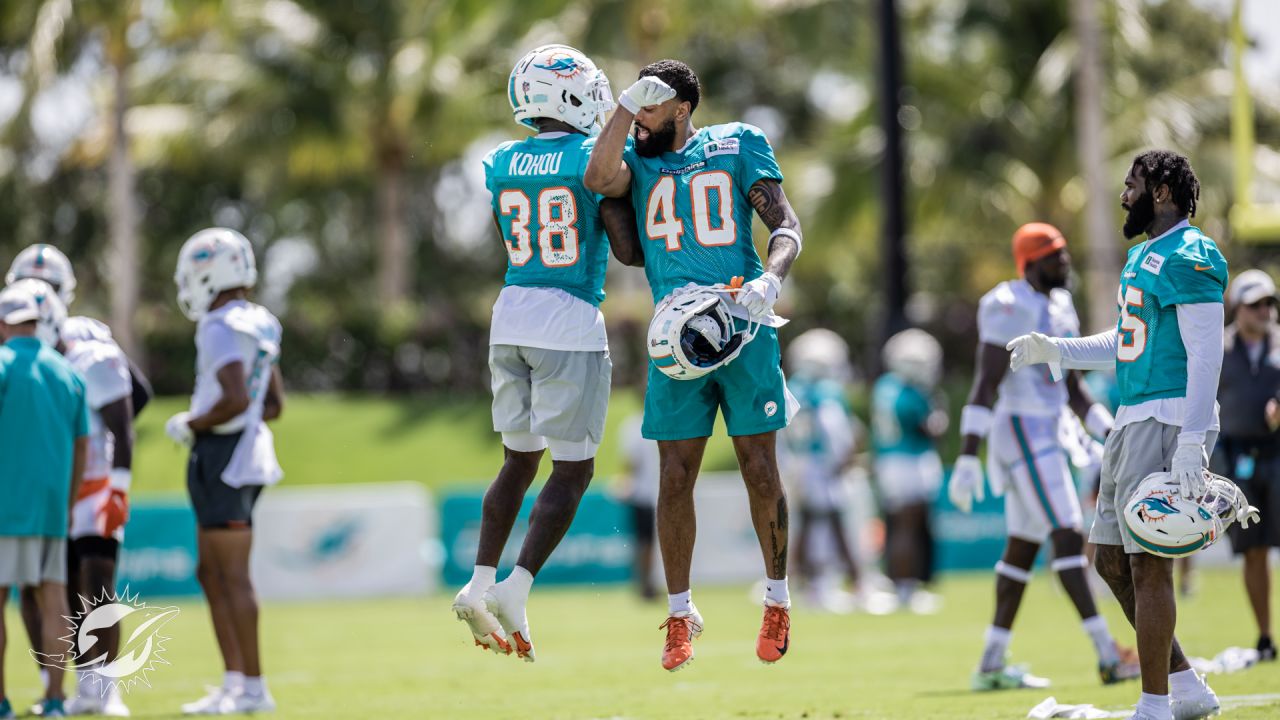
[534,131,570,140]
[1141,218,1190,249]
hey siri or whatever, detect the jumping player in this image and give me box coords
[585,59,803,671]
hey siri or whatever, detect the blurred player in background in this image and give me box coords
[617,412,661,600]
[780,329,865,611]
[452,45,627,663]
[1007,151,1225,720]
[872,328,946,613]
[0,281,83,719]
[585,59,803,670]
[949,223,1139,690]
[7,245,149,716]
[1213,268,1280,661]
[166,228,284,715]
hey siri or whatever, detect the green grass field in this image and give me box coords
[128,391,742,497]
[4,570,1278,719]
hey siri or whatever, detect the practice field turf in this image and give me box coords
[4,570,1277,719]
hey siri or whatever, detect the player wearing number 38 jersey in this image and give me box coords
[1007,151,1227,720]
[586,59,803,673]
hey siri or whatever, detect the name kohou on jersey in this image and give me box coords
[1115,222,1227,405]
[484,133,611,307]
[623,123,783,302]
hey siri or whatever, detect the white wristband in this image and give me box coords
[109,468,132,492]
[769,227,802,255]
[1084,403,1114,439]
[960,404,993,438]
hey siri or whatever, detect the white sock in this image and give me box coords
[503,565,534,600]
[468,565,498,592]
[896,579,918,605]
[241,676,266,697]
[764,577,791,607]
[223,671,245,692]
[40,668,49,688]
[1168,668,1205,697]
[980,625,1012,673]
[668,590,693,615]
[1136,692,1172,720]
[1082,615,1120,665]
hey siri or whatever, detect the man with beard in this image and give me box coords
[950,223,1140,690]
[584,59,803,671]
[1007,151,1227,720]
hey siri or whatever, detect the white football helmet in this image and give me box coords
[174,227,258,321]
[6,243,76,306]
[786,328,852,382]
[509,44,614,135]
[883,328,942,388]
[61,315,115,345]
[1,278,67,345]
[1124,471,1260,558]
[648,286,760,381]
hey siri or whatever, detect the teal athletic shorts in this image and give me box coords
[642,327,791,441]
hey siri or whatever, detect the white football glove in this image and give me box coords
[1171,436,1208,499]
[165,411,194,448]
[618,76,677,114]
[737,272,781,320]
[948,454,985,514]
[1005,332,1063,378]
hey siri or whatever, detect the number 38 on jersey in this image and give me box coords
[499,186,579,267]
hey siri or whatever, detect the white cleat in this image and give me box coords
[64,693,104,716]
[484,581,535,662]
[101,689,130,717]
[181,686,232,715]
[1173,680,1220,720]
[453,583,512,655]
[226,690,276,714]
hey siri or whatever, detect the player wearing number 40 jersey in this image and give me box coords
[452,44,641,664]
[586,59,803,672]
[1007,151,1226,720]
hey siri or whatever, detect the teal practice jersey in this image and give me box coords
[871,373,934,456]
[1115,223,1227,405]
[785,377,853,459]
[623,123,783,301]
[484,133,611,306]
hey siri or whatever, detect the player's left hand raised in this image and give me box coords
[1171,436,1208,499]
[738,272,781,320]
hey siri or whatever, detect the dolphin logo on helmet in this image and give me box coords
[647,283,774,381]
[1123,471,1260,558]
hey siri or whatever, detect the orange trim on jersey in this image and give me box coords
[646,176,684,251]
[499,189,534,267]
[1117,286,1147,363]
[538,185,580,267]
[690,170,737,247]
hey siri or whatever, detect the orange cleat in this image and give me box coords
[510,630,535,662]
[756,602,790,664]
[659,611,704,672]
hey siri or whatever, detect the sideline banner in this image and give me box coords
[118,483,436,599]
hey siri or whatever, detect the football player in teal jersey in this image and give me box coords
[452,45,639,664]
[1008,151,1226,720]
[585,59,803,671]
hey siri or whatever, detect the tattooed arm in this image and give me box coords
[748,179,802,280]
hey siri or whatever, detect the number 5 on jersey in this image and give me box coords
[646,173,737,251]
[498,188,579,267]
[1117,286,1146,362]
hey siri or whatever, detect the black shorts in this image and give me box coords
[629,503,656,545]
[1214,442,1280,553]
[187,432,263,529]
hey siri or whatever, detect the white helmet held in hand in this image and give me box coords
[6,243,76,307]
[0,278,67,346]
[883,328,942,389]
[648,285,760,381]
[1124,471,1260,558]
[174,227,258,321]
[509,44,614,135]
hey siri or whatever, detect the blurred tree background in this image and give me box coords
[1,0,1278,395]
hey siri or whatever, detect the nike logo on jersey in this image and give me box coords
[1194,264,1213,272]
[507,151,563,176]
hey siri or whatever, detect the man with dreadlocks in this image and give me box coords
[1006,150,1228,720]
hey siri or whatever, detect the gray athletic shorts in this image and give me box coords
[489,344,611,445]
[1090,418,1218,554]
[0,536,67,586]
